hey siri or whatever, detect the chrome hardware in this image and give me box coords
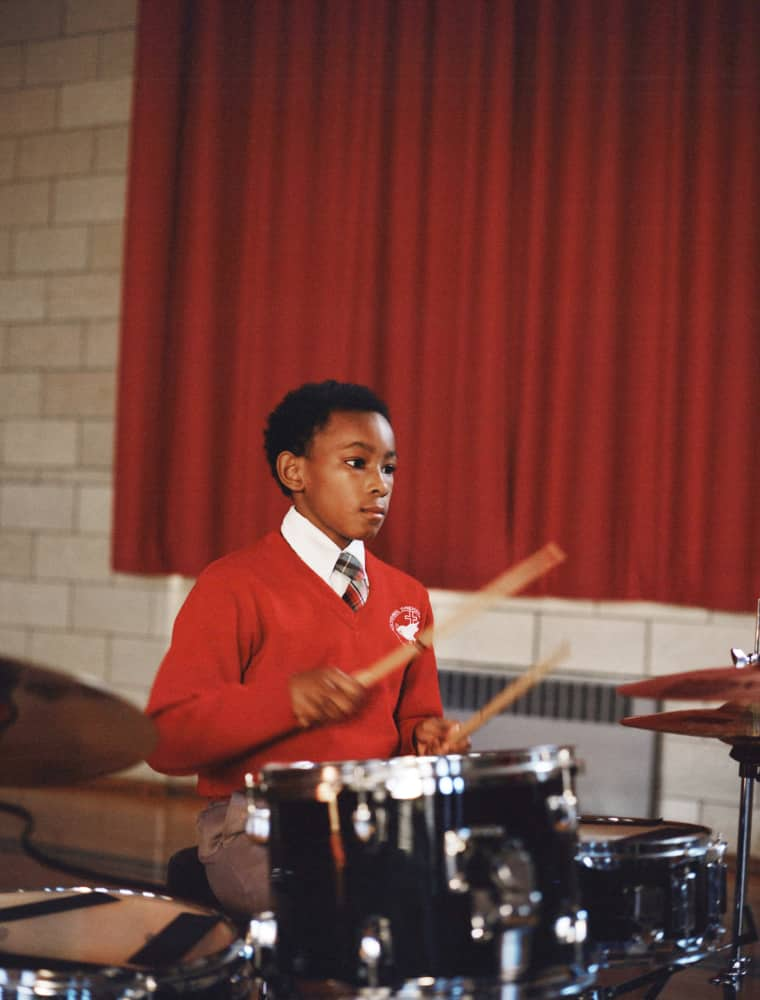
[470,888,499,942]
[444,827,541,978]
[493,845,542,982]
[493,843,541,927]
[500,926,532,983]
[731,598,760,667]
[554,908,588,945]
[352,798,375,842]
[444,825,505,892]
[245,804,271,843]
[358,916,392,989]
[731,648,759,668]
[444,827,471,892]
[244,772,271,843]
[547,789,578,832]
[248,910,278,973]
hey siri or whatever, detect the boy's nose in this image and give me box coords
[369,468,390,493]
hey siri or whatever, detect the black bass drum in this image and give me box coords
[249,746,593,997]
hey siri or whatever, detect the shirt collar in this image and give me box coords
[281,506,366,585]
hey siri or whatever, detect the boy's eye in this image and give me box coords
[346,458,365,469]
[383,464,397,475]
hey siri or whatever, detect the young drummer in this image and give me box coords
[146,380,469,916]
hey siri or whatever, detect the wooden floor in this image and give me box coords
[1,778,760,997]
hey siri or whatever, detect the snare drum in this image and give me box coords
[250,746,593,996]
[0,887,254,998]
[575,817,727,963]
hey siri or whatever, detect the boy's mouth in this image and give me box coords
[362,505,386,518]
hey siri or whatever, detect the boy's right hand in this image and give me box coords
[289,667,368,728]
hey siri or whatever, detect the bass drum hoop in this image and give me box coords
[259,744,577,800]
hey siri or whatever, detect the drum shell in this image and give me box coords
[0,888,254,998]
[575,817,728,963]
[260,747,589,992]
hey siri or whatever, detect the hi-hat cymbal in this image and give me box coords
[618,665,760,702]
[0,656,157,786]
[620,701,760,742]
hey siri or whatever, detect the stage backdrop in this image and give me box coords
[113,0,760,611]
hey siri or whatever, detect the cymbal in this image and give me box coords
[0,656,157,787]
[618,665,760,702]
[620,701,760,741]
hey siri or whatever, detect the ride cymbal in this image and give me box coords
[0,656,157,786]
[617,665,760,702]
[620,701,760,742]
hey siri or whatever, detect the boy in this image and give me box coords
[146,380,468,916]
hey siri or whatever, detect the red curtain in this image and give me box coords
[114,0,760,612]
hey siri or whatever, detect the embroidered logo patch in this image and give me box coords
[389,605,422,645]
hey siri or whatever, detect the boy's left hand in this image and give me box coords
[413,717,471,756]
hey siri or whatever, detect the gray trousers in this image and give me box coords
[196,791,272,920]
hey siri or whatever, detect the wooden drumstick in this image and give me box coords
[457,642,571,739]
[355,542,566,688]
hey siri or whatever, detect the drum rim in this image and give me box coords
[259,744,576,795]
[0,887,248,989]
[576,816,717,860]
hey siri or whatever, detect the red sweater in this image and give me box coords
[146,531,443,797]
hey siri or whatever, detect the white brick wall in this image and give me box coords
[0,276,47,319]
[18,131,94,177]
[0,0,758,855]
[14,226,89,272]
[1,482,75,529]
[0,0,139,746]
[0,1,65,44]
[25,35,98,85]
[5,322,83,367]
[3,418,78,465]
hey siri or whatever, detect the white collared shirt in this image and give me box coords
[280,506,368,599]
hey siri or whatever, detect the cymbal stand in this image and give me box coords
[710,741,760,996]
[713,601,760,996]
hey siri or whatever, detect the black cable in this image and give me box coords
[0,800,165,895]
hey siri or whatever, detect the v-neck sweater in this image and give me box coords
[145,530,443,797]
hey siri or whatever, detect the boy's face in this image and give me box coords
[286,409,396,549]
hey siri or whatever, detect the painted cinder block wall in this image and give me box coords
[0,0,756,853]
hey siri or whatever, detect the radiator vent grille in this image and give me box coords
[438,665,635,724]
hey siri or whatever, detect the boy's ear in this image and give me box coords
[276,451,305,493]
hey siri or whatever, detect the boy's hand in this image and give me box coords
[289,667,368,728]
[413,717,471,756]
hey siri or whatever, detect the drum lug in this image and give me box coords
[248,910,278,975]
[444,827,472,891]
[444,823,509,893]
[245,803,271,843]
[493,842,542,928]
[445,829,542,952]
[245,773,271,843]
[470,887,499,941]
[358,915,393,989]
[554,908,589,945]
[352,797,375,842]
[546,790,578,831]
[492,845,541,982]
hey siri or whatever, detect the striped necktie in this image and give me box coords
[334,551,368,611]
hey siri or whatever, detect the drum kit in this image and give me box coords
[2,594,760,998]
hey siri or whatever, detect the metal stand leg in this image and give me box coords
[642,969,676,999]
[712,744,760,995]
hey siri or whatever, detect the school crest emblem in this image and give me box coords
[389,605,422,645]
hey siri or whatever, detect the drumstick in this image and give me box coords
[457,642,571,739]
[355,542,566,688]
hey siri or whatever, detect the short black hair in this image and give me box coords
[264,380,391,496]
